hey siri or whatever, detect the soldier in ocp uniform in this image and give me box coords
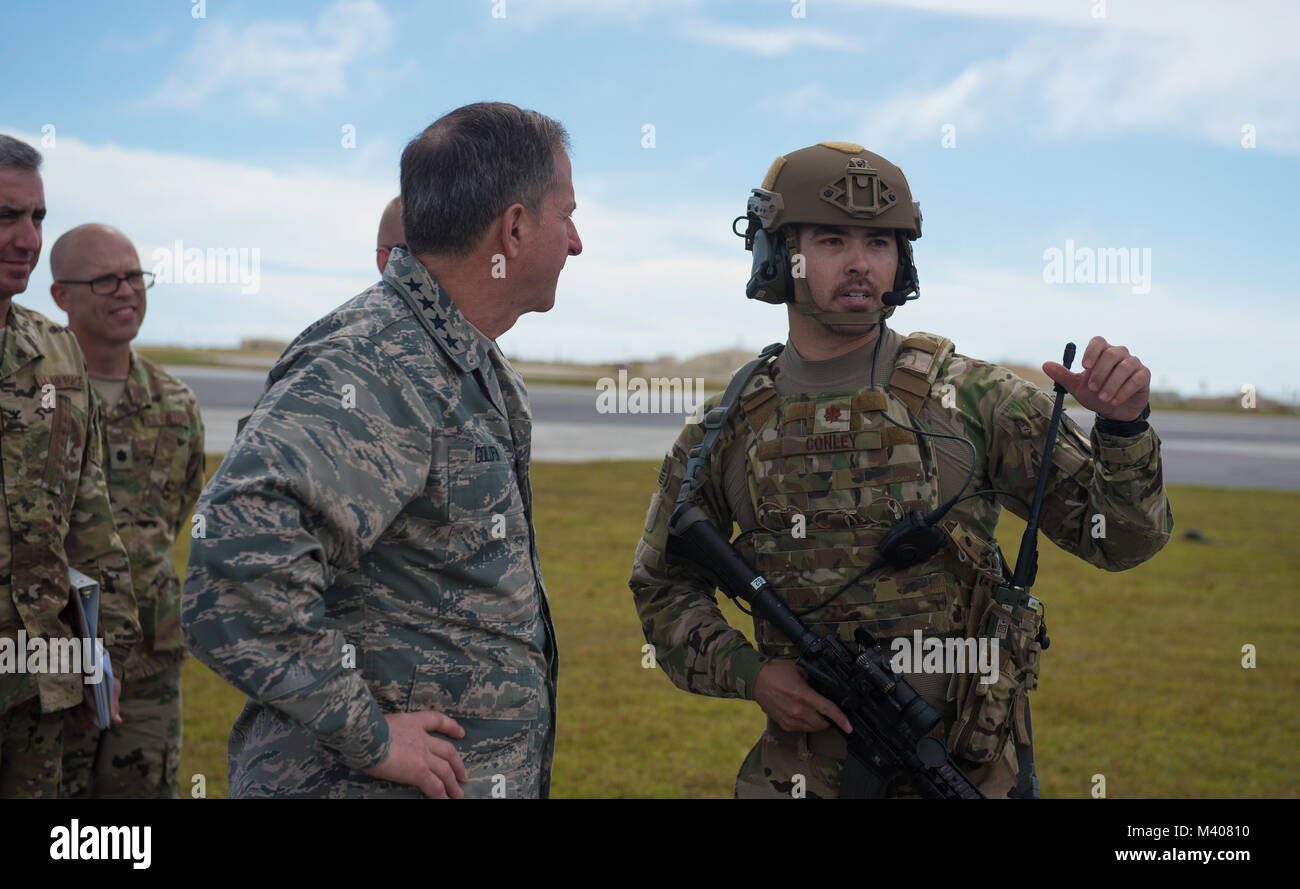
[630,142,1173,798]
[375,196,404,275]
[0,136,137,798]
[183,102,580,798]
[51,224,205,799]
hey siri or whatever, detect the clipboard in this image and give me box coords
[64,567,114,731]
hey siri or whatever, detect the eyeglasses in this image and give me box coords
[56,271,156,295]
[377,243,407,252]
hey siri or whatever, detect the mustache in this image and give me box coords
[833,280,878,295]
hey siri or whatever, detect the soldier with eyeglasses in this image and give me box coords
[51,223,204,799]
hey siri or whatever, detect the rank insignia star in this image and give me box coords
[418,296,436,311]
[403,278,423,293]
[431,317,447,330]
[444,336,459,350]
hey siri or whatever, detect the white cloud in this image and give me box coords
[840,0,1300,154]
[144,0,393,114]
[14,131,389,344]
[901,263,1299,400]
[681,23,852,56]
[492,0,700,24]
[10,130,1294,398]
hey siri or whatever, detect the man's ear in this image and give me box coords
[50,282,71,313]
[496,203,529,261]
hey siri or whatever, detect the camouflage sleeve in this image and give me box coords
[982,369,1172,570]
[628,407,768,700]
[173,397,206,541]
[183,340,434,770]
[67,386,138,669]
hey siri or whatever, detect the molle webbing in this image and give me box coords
[755,426,916,460]
[739,374,781,438]
[888,334,953,414]
[677,343,784,509]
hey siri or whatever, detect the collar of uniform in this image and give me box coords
[383,246,490,376]
[105,350,155,420]
[0,301,50,381]
[777,323,902,392]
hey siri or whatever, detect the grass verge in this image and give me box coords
[174,457,1299,798]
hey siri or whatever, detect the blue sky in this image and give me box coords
[4,0,1297,399]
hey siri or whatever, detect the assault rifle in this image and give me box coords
[667,503,985,799]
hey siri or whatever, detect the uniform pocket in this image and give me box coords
[109,415,190,514]
[407,662,543,798]
[949,647,1025,764]
[435,436,536,631]
[447,439,522,522]
[37,383,86,507]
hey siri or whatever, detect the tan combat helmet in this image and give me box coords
[739,141,922,327]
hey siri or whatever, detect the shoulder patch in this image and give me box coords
[890,331,955,414]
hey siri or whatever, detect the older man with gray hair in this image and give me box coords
[183,102,581,798]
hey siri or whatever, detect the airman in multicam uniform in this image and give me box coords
[375,195,404,275]
[0,136,137,799]
[183,102,581,798]
[51,224,205,799]
[630,142,1173,799]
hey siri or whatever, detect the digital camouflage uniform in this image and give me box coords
[183,247,558,798]
[630,324,1173,799]
[0,303,136,798]
[62,352,204,798]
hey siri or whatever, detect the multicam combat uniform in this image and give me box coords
[62,352,204,798]
[183,247,558,798]
[0,303,136,798]
[630,324,1173,799]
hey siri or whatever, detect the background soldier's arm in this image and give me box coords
[67,388,138,669]
[984,371,1172,570]
[173,398,206,541]
[629,416,768,700]
[182,342,434,771]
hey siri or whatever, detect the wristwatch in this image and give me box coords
[1093,403,1151,436]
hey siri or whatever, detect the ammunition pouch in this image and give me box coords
[945,528,1044,764]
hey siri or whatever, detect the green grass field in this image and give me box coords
[173,456,1299,798]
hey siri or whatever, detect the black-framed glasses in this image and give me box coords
[377,243,406,252]
[56,271,155,295]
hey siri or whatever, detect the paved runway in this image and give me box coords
[171,366,1300,491]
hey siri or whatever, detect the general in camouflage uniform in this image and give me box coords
[60,353,204,798]
[183,103,579,798]
[0,136,137,798]
[183,248,559,798]
[629,142,1173,799]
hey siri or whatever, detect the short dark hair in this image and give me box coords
[400,102,570,257]
[0,134,42,172]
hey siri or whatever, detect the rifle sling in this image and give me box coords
[676,342,784,509]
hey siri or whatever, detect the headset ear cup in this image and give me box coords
[746,228,792,304]
[893,233,920,298]
[777,235,794,304]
